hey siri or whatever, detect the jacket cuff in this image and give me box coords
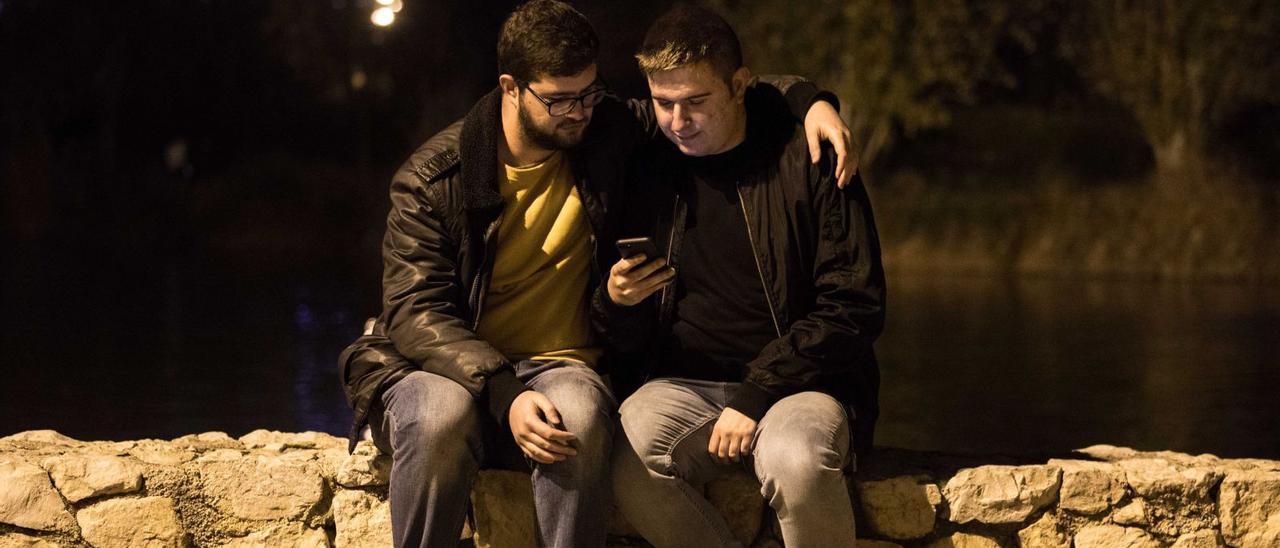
[485,368,529,426]
[783,82,841,121]
[727,382,777,422]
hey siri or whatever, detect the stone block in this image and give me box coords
[0,532,61,547]
[199,454,327,522]
[335,443,390,488]
[0,457,75,532]
[1112,499,1148,526]
[42,454,144,503]
[942,465,1061,525]
[1119,459,1221,500]
[1016,511,1068,548]
[1047,459,1125,514]
[471,470,536,548]
[238,430,344,451]
[925,531,1002,548]
[1170,529,1224,548]
[1218,469,1280,547]
[218,522,330,547]
[1073,525,1159,548]
[855,476,940,540]
[77,496,185,548]
[332,490,392,548]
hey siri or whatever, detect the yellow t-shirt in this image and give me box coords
[475,151,602,367]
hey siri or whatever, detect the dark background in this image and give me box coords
[2,0,1278,458]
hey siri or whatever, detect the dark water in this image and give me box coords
[4,246,1279,459]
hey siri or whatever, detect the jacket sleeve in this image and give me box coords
[727,161,886,421]
[380,167,527,424]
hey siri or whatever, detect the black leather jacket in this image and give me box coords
[594,86,886,455]
[337,80,828,451]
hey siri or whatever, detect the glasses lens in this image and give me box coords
[549,100,576,116]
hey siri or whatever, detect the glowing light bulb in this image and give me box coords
[371,7,395,27]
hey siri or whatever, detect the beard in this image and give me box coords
[517,102,586,150]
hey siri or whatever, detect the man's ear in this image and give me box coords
[498,74,521,100]
[731,66,751,103]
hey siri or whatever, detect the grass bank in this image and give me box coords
[872,170,1280,282]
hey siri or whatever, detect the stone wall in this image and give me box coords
[1,430,1278,547]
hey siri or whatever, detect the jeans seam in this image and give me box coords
[661,413,720,474]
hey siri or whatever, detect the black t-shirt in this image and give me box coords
[654,128,780,382]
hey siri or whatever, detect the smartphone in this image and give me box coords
[616,237,660,261]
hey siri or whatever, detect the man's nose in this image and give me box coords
[671,104,691,132]
[564,101,589,121]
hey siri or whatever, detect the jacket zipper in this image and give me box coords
[736,184,784,338]
[659,195,679,310]
[470,219,501,330]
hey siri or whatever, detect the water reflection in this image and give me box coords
[2,246,1277,459]
[877,274,1280,458]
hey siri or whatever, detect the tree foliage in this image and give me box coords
[713,0,1020,168]
[1061,0,1280,172]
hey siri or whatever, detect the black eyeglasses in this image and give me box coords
[522,80,611,117]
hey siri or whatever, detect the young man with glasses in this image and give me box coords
[337,1,856,546]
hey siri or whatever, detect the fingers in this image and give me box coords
[532,394,562,426]
[612,254,653,276]
[834,135,849,189]
[807,124,822,165]
[518,439,561,464]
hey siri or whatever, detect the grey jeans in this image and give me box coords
[369,360,616,548]
[612,378,856,548]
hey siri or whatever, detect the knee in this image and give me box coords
[383,373,479,452]
[758,442,842,491]
[538,372,616,446]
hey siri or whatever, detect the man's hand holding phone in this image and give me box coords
[608,237,676,307]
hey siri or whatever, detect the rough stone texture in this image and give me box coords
[942,465,1062,524]
[0,532,61,547]
[1218,469,1280,547]
[1119,458,1222,500]
[925,531,1002,548]
[1233,516,1280,548]
[238,430,344,452]
[0,431,83,446]
[1112,498,1148,526]
[1073,525,1160,548]
[335,443,390,488]
[42,454,144,503]
[706,471,766,547]
[1016,511,1069,548]
[471,470,536,548]
[128,441,196,467]
[217,522,330,548]
[856,476,941,540]
[0,457,76,532]
[332,490,392,548]
[4,431,1280,548]
[77,496,185,548]
[198,454,327,522]
[1047,459,1125,515]
[1170,529,1225,548]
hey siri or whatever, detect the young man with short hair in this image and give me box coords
[337,1,857,546]
[601,5,886,546]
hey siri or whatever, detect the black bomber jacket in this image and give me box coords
[593,85,887,455]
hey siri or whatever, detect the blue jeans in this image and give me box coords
[369,360,616,548]
[612,379,856,548]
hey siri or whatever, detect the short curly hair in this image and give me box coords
[497,0,599,83]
